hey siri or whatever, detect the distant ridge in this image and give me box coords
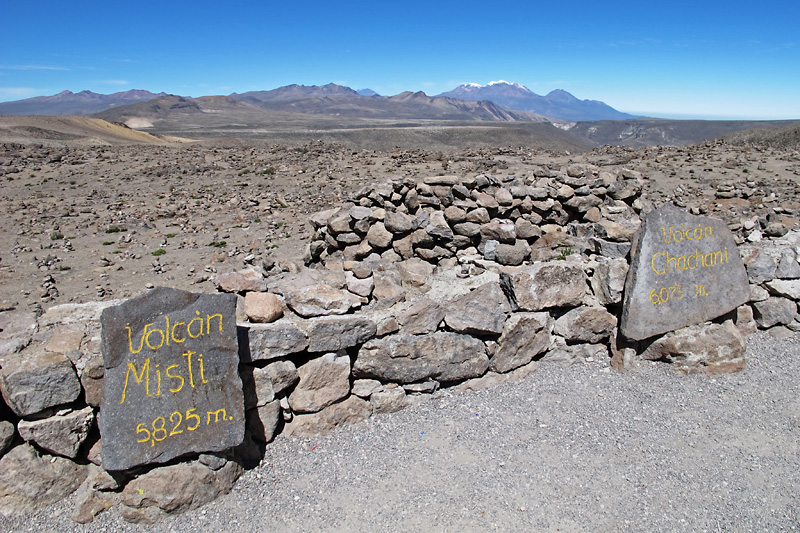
[0,89,167,116]
[438,81,637,122]
[95,84,556,125]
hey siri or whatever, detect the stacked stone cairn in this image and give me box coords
[3,163,800,523]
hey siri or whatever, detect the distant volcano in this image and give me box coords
[438,81,637,121]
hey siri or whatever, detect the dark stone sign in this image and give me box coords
[619,204,750,340]
[99,287,244,471]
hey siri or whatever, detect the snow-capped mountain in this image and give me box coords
[438,81,637,121]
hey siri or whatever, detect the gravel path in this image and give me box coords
[4,330,800,532]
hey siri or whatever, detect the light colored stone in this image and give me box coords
[265,360,298,395]
[352,378,382,398]
[640,320,746,374]
[366,222,393,248]
[17,406,94,459]
[512,262,589,312]
[765,279,800,300]
[306,316,377,352]
[494,240,531,266]
[553,306,617,344]
[355,332,488,384]
[371,384,407,414]
[285,284,361,317]
[591,257,628,305]
[120,461,241,523]
[213,267,266,293]
[444,282,510,335]
[398,298,445,335]
[425,211,454,241]
[345,270,374,298]
[242,366,275,409]
[0,311,37,357]
[384,211,414,234]
[288,353,351,414]
[542,343,608,364]
[0,444,87,516]
[284,396,372,437]
[244,319,308,361]
[244,292,283,323]
[491,313,552,373]
[480,219,516,243]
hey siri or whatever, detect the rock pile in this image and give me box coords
[4,163,800,525]
[307,165,645,266]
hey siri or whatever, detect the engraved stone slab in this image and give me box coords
[99,287,244,471]
[619,205,749,340]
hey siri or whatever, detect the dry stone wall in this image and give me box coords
[3,164,800,523]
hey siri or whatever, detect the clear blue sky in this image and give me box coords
[1,0,798,119]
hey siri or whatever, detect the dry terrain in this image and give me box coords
[1,118,799,317]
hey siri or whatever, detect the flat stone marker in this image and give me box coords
[619,204,749,340]
[99,287,244,471]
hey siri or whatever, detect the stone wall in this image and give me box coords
[2,165,800,523]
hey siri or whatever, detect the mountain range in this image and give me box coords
[437,81,637,121]
[0,82,632,122]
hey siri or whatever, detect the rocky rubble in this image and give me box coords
[2,140,800,524]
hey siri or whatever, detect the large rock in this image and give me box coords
[17,406,94,459]
[620,204,750,340]
[284,284,361,317]
[384,211,414,234]
[306,316,377,352]
[0,444,87,516]
[0,348,81,417]
[494,240,531,266]
[288,353,351,414]
[246,400,281,443]
[243,319,308,361]
[241,366,275,409]
[213,267,266,293]
[284,396,372,437]
[752,297,796,328]
[542,343,608,365]
[553,306,617,344]
[511,262,589,311]
[490,313,552,373]
[765,279,800,300]
[99,287,244,471]
[640,320,746,374]
[243,292,283,323]
[120,460,242,523]
[354,332,489,384]
[398,298,446,335]
[444,282,510,335]
[264,360,298,395]
[0,311,37,357]
[366,222,393,248]
[371,384,407,414]
[480,219,516,243]
[591,257,628,305]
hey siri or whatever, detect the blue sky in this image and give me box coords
[1,0,798,119]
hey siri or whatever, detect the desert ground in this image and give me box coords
[2,116,800,531]
[1,116,799,317]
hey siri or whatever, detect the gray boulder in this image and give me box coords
[490,313,552,373]
[354,332,488,383]
[444,283,510,336]
[17,406,94,459]
[0,348,81,417]
[512,262,589,311]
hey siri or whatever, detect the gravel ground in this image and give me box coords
[4,330,800,532]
